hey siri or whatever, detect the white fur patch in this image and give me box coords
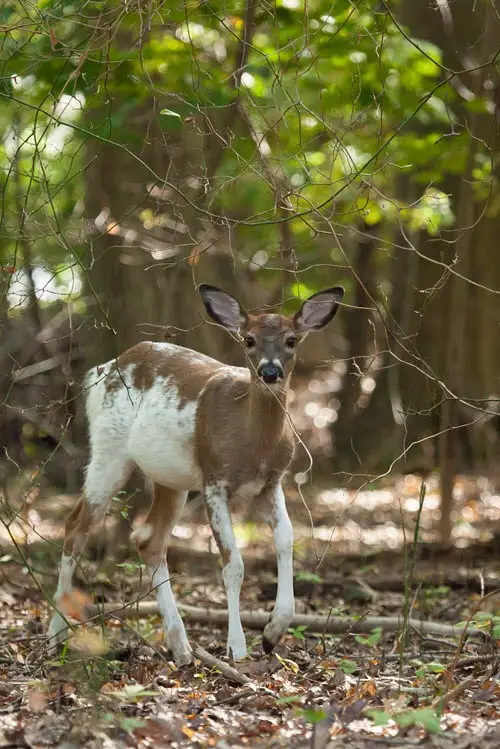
[129,379,202,490]
[84,350,204,493]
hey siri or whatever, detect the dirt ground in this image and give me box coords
[1,472,500,748]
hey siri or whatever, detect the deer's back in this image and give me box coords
[84,342,249,490]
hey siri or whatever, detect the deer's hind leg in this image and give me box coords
[131,483,191,666]
[47,454,134,651]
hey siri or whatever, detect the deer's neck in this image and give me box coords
[244,377,290,439]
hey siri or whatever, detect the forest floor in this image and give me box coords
[1,472,500,748]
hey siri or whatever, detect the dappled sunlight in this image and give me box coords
[2,471,500,561]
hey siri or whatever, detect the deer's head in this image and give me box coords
[200,284,344,386]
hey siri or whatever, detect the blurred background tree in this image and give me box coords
[1,0,499,544]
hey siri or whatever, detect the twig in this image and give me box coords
[84,601,483,638]
[444,587,500,688]
[192,643,250,685]
[432,676,474,711]
[455,653,498,668]
[399,481,426,676]
[13,354,66,381]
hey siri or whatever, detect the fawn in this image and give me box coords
[48,283,344,664]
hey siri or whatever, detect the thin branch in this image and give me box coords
[83,601,484,639]
[192,644,250,685]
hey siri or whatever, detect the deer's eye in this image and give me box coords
[244,335,256,349]
[285,336,297,349]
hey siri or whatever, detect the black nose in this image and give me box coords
[257,362,283,384]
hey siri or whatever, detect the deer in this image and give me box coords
[47,283,344,665]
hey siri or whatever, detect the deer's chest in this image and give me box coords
[221,436,294,499]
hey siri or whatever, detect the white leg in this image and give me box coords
[150,561,192,665]
[47,554,77,649]
[262,483,295,652]
[204,484,246,660]
[47,454,133,652]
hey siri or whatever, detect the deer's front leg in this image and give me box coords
[262,483,295,653]
[204,484,246,660]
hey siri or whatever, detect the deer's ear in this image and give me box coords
[199,284,248,332]
[293,287,344,333]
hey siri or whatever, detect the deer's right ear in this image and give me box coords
[199,284,248,332]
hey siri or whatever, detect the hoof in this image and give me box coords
[228,645,247,661]
[173,650,193,668]
[262,635,275,654]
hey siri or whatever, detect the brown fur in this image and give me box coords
[133,484,185,566]
[63,497,102,556]
[195,374,294,492]
[101,317,298,498]
[50,286,343,662]
[104,341,225,407]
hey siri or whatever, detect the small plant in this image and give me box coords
[414,661,446,678]
[368,706,441,734]
[300,708,327,724]
[288,624,308,641]
[418,586,450,614]
[338,658,358,674]
[102,712,146,735]
[110,491,130,520]
[295,570,322,584]
[354,626,382,648]
[276,694,302,706]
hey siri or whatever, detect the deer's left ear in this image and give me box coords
[199,284,248,332]
[293,287,344,333]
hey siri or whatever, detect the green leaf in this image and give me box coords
[288,624,308,640]
[111,684,160,702]
[395,707,440,734]
[296,571,322,584]
[302,708,327,724]
[276,694,302,705]
[119,717,146,734]
[354,627,382,647]
[415,661,446,677]
[160,108,181,119]
[291,282,316,300]
[339,659,357,674]
[367,709,391,726]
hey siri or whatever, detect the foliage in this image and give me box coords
[368,706,441,734]
[0,0,488,302]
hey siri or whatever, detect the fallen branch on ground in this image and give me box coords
[85,601,483,638]
[192,644,250,685]
[262,573,500,598]
[432,676,475,711]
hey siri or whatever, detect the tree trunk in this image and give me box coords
[334,224,378,473]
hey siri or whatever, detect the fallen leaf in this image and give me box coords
[70,628,108,656]
[182,725,195,739]
[27,689,47,714]
[58,590,92,622]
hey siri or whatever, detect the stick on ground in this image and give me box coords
[192,644,250,685]
[84,601,483,639]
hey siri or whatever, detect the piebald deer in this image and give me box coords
[47,284,344,665]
